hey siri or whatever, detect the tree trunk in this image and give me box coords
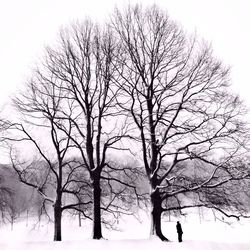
[78,210,82,227]
[54,200,62,241]
[92,177,102,239]
[150,191,169,241]
[26,210,29,227]
[11,217,14,231]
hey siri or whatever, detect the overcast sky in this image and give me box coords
[0,0,249,108]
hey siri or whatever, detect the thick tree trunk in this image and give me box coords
[54,200,62,241]
[78,210,82,227]
[150,191,169,241]
[92,177,102,239]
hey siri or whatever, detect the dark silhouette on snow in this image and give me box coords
[176,221,183,242]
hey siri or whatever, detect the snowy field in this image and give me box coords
[0,210,250,250]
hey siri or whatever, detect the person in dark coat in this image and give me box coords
[176,221,183,242]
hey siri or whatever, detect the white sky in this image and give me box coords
[0,0,250,108]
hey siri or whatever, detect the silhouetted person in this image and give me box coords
[176,221,183,242]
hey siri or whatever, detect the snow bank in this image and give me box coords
[1,239,250,250]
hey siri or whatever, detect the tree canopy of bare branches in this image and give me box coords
[111,4,250,240]
[39,21,130,239]
[5,20,139,241]
[1,4,250,243]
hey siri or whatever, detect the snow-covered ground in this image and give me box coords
[0,209,249,250]
[2,239,250,250]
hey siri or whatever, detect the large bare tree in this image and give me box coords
[111,5,249,240]
[21,21,131,239]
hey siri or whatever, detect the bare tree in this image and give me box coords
[5,76,92,241]
[8,20,132,240]
[0,121,15,224]
[111,4,249,240]
[3,188,29,230]
[0,175,12,224]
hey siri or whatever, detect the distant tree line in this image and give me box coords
[0,4,250,242]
